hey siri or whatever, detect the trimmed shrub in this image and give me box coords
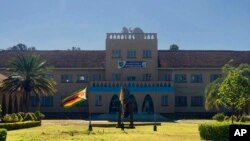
[23,113,36,121]
[0,128,7,141]
[34,111,45,121]
[212,113,225,122]
[0,121,41,130]
[2,115,12,123]
[18,112,25,119]
[10,114,19,122]
[16,113,23,122]
[199,123,230,141]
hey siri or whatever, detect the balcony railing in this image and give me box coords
[90,81,173,87]
[106,33,157,40]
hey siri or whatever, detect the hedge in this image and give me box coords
[198,123,230,141]
[0,121,41,130]
[212,113,225,122]
[0,129,7,141]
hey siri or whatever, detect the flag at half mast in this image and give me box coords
[63,88,87,108]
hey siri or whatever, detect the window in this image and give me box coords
[162,74,171,81]
[45,74,54,80]
[143,50,152,58]
[93,74,102,81]
[161,96,168,106]
[175,96,187,107]
[175,74,187,83]
[127,50,136,58]
[95,95,102,106]
[61,74,73,83]
[127,76,136,81]
[112,50,121,58]
[210,74,222,82]
[77,74,88,83]
[191,96,203,107]
[191,74,203,83]
[41,96,53,107]
[31,96,38,107]
[112,73,121,81]
[143,73,152,81]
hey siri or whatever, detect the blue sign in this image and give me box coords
[118,61,146,69]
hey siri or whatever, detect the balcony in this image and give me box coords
[91,81,172,87]
[106,33,157,40]
[89,81,174,93]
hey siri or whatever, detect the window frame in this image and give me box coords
[191,96,203,107]
[161,95,169,106]
[191,74,203,83]
[61,74,73,83]
[76,74,89,83]
[175,96,187,107]
[112,50,121,58]
[95,95,102,106]
[127,50,136,58]
[143,50,152,58]
[174,74,187,83]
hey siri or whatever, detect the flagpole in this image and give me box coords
[88,87,92,131]
[153,65,157,131]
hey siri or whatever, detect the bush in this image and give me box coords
[0,128,7,141]
[16,113,23,122]
[18,112,25,119]
[239,116,246,122]
[0,121,41,130]
[212,113,225,122]
[23,113,37,121]
[34,111,45,121]
[10,114,19,122]
[2,115,12,123]
[199,123,230,141]
[224,116,230,121]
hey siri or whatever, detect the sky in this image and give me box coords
[0,0,250,51]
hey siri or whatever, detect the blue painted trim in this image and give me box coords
[89,86,175,93]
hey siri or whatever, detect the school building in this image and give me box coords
[0,28,250,118]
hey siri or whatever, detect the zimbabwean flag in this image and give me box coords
[63,88,87,108]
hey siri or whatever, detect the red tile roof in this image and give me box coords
[158,50,250,68]
[0,50,105,68]
[0,50,249,68]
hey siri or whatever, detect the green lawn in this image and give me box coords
[7,120,203,141]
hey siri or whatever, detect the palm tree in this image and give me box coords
[0,54,56,112]
[204,78,223,110]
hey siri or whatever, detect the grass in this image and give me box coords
[6,120,205,141]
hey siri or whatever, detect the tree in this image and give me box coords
[14,95,18,113]
[1,94,7,116]
[205,63,250,123]
[7,43,36,51]
[0,54,56,112]
[68,46,81,51]
[204,78,223,110]
[218,66,250,123]
[169,44,179,51]
[8,94,13,114]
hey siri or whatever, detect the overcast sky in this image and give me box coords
[0,0,249,50]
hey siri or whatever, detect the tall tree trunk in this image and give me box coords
[1,94,7,116]
[36,93,41,111]
[14,95,18,113]
[23,92,29,112]
[19,96,24,112]
[8,94,13,114]
[231,105,235,124]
